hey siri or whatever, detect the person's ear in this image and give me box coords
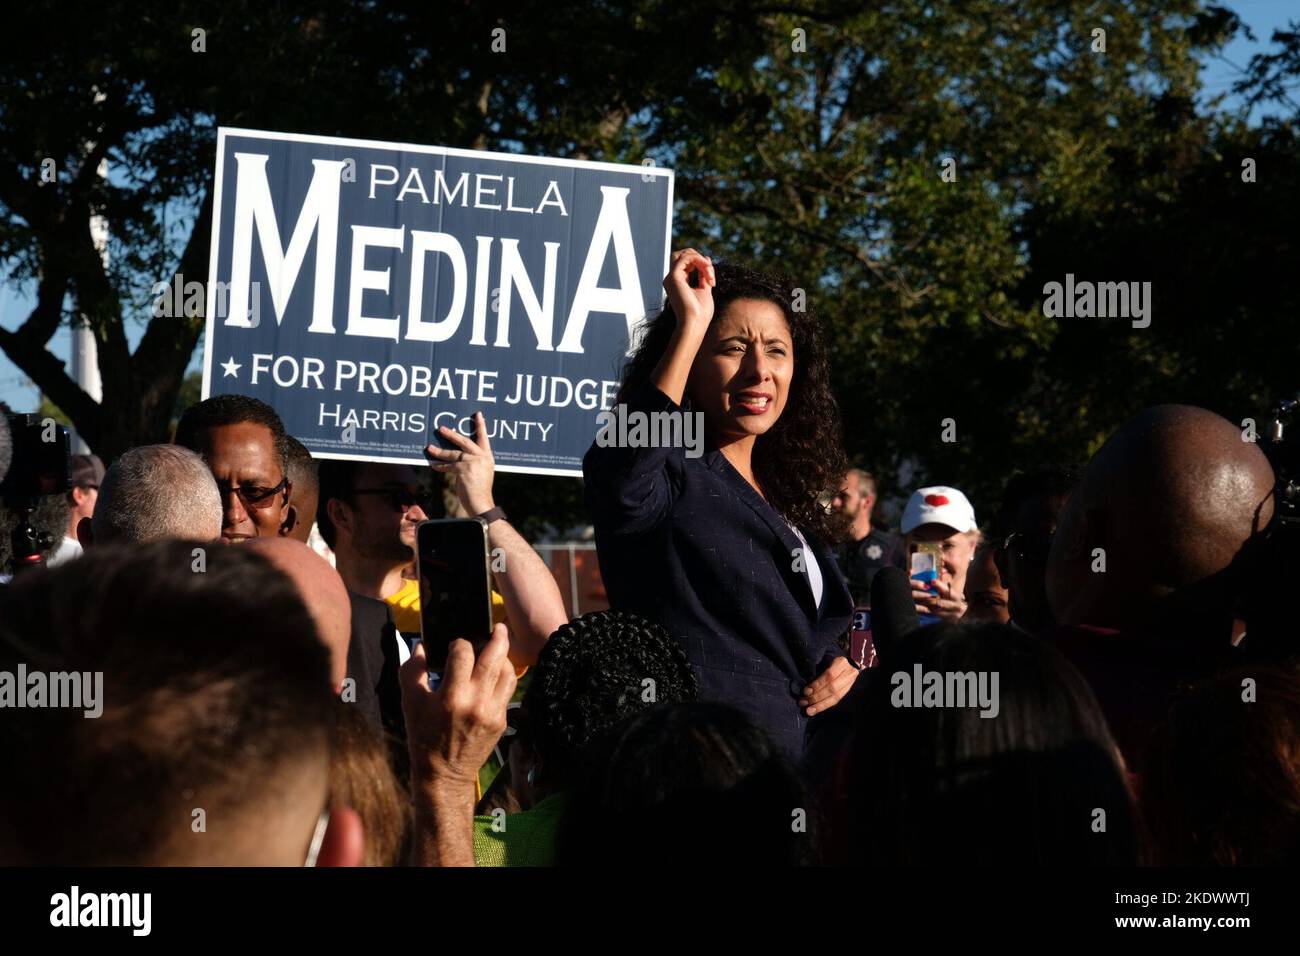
[529,751,547,793]
[992,543,1009,583]
[280,504,299,537]
[76,516,94,549]
[327,498,352,540]
[316,806,364,867]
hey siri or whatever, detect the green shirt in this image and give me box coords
[472,792,568,867]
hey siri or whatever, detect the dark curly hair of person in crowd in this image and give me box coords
[558,702,816,866]
[616,261,850,543]
[508,610,698,810]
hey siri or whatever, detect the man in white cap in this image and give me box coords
[900,485,980,624]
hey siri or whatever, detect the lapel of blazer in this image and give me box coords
[708,452,819,620]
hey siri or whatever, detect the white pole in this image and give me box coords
[70,95,108,454]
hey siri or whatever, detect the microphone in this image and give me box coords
[870,566,919,667]
[0,413,11,487]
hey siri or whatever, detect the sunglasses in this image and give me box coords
[1000,530,1055,563]
[216,476,290,510]
[352,486,437,514]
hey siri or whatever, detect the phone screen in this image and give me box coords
[416,518,493,671]
[909,544,942,589]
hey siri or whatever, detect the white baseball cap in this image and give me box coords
[900,486,978,535]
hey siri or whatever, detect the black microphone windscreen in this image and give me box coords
[870,566,918,666]
[0,413,11,487]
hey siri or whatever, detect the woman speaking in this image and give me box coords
[583,249,857,761]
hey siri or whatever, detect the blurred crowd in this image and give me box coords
[1,261,1296,868]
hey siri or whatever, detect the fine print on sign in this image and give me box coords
[202,128,674,476]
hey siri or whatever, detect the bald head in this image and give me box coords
[87,445,222,545]
[247,538,351,693]
[1046,405,1274,633]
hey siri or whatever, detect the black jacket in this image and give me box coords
[583,383,853,761]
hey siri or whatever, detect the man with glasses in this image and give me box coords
[318,460,435,600]
[175,394,296,542]
[318,413,568,753]
[991,465,1080,635]
[315,458,430,742]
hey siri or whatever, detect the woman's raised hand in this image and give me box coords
[664,248,716,329]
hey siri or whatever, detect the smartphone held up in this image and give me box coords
[415,518,495,672]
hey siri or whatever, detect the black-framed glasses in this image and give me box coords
[352,486,437,514]
[216,476,289,510]
[1000,530,1055,563]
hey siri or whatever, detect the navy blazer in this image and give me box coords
[583,383,854,761]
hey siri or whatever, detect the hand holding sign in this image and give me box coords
[426,411,496,516]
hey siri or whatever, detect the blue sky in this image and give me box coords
[2,1,1297,414]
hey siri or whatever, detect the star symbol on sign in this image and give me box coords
[220,357,241,378]
[866,544,883,561]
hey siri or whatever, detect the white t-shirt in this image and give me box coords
[48,536,83,567]
[788,524,824,610]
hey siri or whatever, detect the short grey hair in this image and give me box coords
[847,468,877,499]
[93,445,223,544]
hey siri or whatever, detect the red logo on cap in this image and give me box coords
[924,494,949,506]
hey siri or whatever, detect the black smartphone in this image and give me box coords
[416,518,493,671]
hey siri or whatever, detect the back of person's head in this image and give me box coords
[0,541,348,865]
[836,621,1141,865]
[992,465,1082,541]
[284,437,319,544]
[1045,405,1273,639]
[521,610,698,789]
[88,444,222,545]
[990,464,1081,633]
[329,699,410,866]
[175,393,290,475]
[247,537,351,692]
[315,458,361,549]
[1144,666,1300,865]
[558,702,812,865]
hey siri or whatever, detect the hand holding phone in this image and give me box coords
[910,543,944,625]
[416,518,494,672]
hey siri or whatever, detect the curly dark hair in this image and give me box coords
[522,609,698,786]
[617,260,849,543]
[174,394,290,477]
[558,702,814,865]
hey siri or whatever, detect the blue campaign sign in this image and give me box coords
[202,128,673,476]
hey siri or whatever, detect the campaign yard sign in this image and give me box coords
[202,128,674,476]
